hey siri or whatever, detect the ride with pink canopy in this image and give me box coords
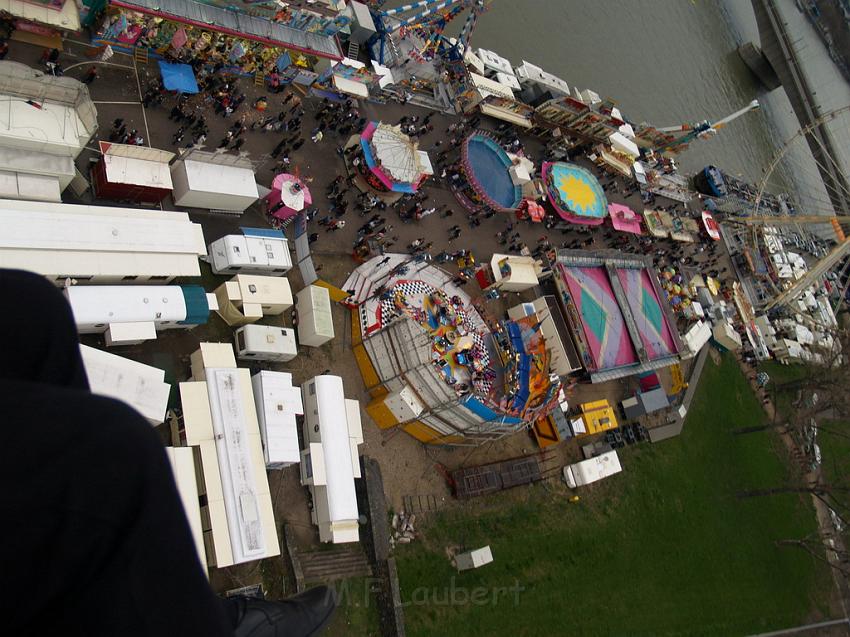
[265,173,312,222]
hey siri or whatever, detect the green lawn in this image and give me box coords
[395,355,834,637]
[815,420,850,545]
[322,576,382,636]
[757,360,808,420]
[818,421,850,487]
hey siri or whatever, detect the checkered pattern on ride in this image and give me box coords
[469,332,493,394]
[376,280,436,326]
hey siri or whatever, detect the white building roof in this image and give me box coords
[683,320,712,354]
[171,156,259,210]
[0,90,89,156]
[494,72,521,92]
[80,344,170,425]
[66,285,189,325]
[210,234,292,271]
[469,72,515,100]
[609,132,640,159]
[103,154,174,190]
[0,199,206,279]
[251,370,303,467]
[333,74,369,98]
[179,343,279,567]
[225,274,293,307]
[165,447,207,571]
[0,146,74,191]
[514,60,570,95]
[491,253,538,291]
[463,49,485,75]
[0,168,61,202]
[476,48,515,75]
[182,158,258,198]
[305,375,360,527]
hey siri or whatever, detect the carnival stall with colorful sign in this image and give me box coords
[94,0,342,76]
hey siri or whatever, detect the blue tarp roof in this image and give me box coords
[158,62,199,94]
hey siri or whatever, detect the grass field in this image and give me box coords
[323,576,382,636]
[394,354,834,637]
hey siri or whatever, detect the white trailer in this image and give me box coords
[215,274,293,327]
[563,450,622,488]
[0,199,207,284]
[177,343,280,568]
[299,375,363,543]
[65,285,217,346]
[296,285,334,347]
[235,324,297,362]
[79,344,171,425]
[164,447,207,570]
[251,370,303,469]
[170,151,259,213]
[208,227,292,276]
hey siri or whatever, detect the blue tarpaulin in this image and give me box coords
[158,62,199,94]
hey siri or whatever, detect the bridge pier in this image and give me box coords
[738,41,782,90]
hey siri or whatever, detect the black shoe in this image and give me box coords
[232,586,337,637]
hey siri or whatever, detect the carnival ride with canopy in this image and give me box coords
[733,105,850,319]
[455,132,522,214]
[369,0,490,64]
[542,162,608,226]
[647,100,761,154]
[356,121,432,194]
[343,254,561,441]
[265,173,312,223]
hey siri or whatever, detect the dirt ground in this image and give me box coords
[6,37,727,586]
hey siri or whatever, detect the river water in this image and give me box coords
[464,0,850,213]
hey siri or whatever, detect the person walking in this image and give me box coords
[326,219,345,232]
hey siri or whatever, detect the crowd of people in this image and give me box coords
[119,64,739,311]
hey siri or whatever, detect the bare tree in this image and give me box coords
[776,531,850,578]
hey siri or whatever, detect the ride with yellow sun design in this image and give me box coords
[558,174,600,214]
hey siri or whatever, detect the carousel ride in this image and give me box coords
[265,173,312,225]
[354,121,433,196]
[343,253,561,424]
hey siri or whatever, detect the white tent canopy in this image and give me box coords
[280,181,307,211]
[609,131,640,158]
[332,75,369,99]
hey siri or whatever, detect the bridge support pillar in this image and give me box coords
[738,41,782,90]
